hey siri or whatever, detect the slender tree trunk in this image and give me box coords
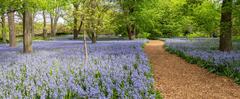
[83,25,88,64]
[73,4,79,40]
[7,9,16,47]
[92,31,97,43]
[23,8,33,53]
[73,17,78,39]
[91,21,97,43]
[132,24,136,39]
[50,14,54,37]
[219,0,233,51]
[78,20,83,33]
[127,24,133,40]
[1,14,6,43]
[31,13,35,38]
[53,16,59,36]
[43,11,47,39]
[51,8,60,37]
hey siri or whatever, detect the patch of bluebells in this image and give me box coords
[0,40,155,98]
[165,38,240,73]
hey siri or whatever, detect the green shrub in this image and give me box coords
[138,32,150,38]
[155,91,163,99]
[186,32,209,38]
[147,29,162,40]
[233,36,240,42]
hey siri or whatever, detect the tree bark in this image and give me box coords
[127,24,133,40]
[83,25,88,64]
[91,21,97,43]
[7,9,16,47]
[50,13,59,37]
[73,17,78,39]
[132,24,136,39]
[219,0,233,51]
[92,31,97,43]
[31,13,35,38]
[73,4,79,39]
[23,8,33,53]
[78,20,83,33]
[1,14,6,43]
[53,15,59,36]
[50,14,54,37]
[43,11,47,39]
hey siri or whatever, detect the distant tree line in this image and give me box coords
[115,0,239,51]
[0,0,238,52]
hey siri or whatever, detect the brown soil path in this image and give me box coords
[144,40,240,99]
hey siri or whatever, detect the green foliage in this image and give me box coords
[114,0,223,39]
[1,0,233,40]
[233,36,240,41]
[147,30,162,40]
[155,91,163,99]
[186,32,209,38]
[193,0,220,35]
[233,0,240,36]
[137,32,150,38]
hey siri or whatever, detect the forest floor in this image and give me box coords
[144,40,240,99]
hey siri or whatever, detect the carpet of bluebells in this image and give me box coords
[0,40,155,98]
[165,38,240,80]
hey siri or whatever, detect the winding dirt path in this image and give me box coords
[144,40,240,99]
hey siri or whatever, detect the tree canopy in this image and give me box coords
[0,0,239,52]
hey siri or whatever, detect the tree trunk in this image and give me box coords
[50,14,54,37]
[91,21,97,43]
[78,20,83,33]
[127,24,133,40]
[219,0,233,51]
[1,14,6,43]
[73,4,79,40]
[83,25,88,64]
[92,31,97,43]
[23,9,33,53]
[43,11,47,39]
[53,16,58,36]
[132,24,136,39]
[73,17,78,39]
[51,8,60,37]
[31,13,35,38]
[7,9,16,47]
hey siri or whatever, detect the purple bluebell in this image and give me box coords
[0,40,155,98]
[165,38,240,72]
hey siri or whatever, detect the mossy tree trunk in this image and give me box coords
[1,14,6,43]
